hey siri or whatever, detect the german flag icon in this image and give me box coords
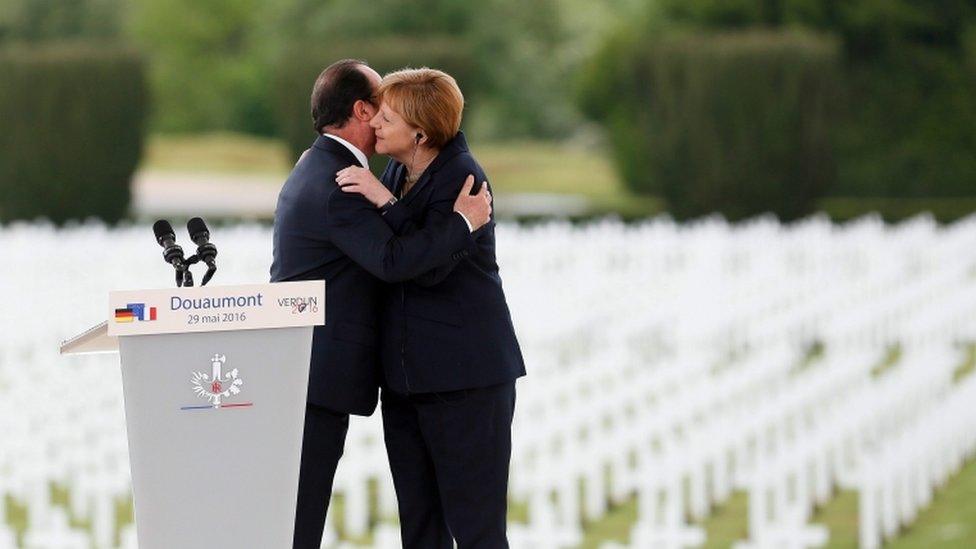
[114,308,135,323]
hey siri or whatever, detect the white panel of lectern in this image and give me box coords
[60,281,325,549]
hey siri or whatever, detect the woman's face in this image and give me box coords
[370,101,420,160]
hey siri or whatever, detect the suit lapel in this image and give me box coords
[399,131,469,207]
[390,163,407,197]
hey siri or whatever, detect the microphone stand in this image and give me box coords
[201,263,217,286]
[181,254,216,287]
[182,255,198,287]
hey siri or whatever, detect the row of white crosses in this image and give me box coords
[500,214,976,548]
[853,347,976,549]
[1,213,975,547]
[0,352,132,549]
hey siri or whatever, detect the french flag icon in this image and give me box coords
[126,303,157,321]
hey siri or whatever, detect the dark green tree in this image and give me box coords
[126,0,277,135]
[580,29,841,221]
[0,0,124,43]
[583,0,976,217]
[653,0,976,197]
[0,45,148,223]
[267,0,577,150]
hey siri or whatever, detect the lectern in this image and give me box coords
[61,281,324,549]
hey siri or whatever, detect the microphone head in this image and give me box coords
[187,217,210,245]
[153,219,175,246]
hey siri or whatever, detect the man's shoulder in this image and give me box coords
[283,147,348,193]
[295,145,351,176]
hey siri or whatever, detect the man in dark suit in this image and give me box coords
[270,59,492,549]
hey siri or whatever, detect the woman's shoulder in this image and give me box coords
[437,149,486,181]
[428,151,486,199]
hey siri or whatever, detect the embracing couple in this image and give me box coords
[270,59,526,549]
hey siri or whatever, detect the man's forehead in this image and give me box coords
[358,65,382,87]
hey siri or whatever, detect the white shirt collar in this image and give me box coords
[323,133,369,168]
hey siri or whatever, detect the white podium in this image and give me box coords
[61,281,324,549]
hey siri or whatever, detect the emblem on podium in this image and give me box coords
[181,353,253,411]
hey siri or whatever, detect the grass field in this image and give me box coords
[142,133,662,219]
[143,133,976,223]
[142,132,294,175]
[9,456,975,547]
[574,455,976,548]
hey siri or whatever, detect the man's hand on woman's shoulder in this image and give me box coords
[453,175,492,232]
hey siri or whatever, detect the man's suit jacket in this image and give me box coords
[270,135,474,415]
[377,131,527,394]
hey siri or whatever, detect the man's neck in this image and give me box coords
[323,127,369,158]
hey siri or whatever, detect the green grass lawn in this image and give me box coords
[143,132,975,223]
[576,456,976,549]
[142,133,663,219]
[143,132,294,175]
[143,134,627,201]
[7,459,976,548]
[472,141,663,217]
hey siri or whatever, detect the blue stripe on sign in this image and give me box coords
[180,405,214,410]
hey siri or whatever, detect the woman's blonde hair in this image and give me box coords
[377,67,464,149]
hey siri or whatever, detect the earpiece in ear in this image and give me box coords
[415,133,422,143]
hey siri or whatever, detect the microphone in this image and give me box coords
[186,217,218,286]
[153,219,189,287]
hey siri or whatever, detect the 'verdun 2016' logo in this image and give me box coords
[180,353,253,411]
[277,296,319,315]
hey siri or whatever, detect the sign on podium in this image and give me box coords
[61,281,324,549]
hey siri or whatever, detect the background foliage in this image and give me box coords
[580,29,840,221]
[0,0,973,224]
[0,43,147,223]
[0,0,590,141]
[626,1,974,194]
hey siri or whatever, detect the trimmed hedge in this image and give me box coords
[833,54,976,198]
[580,30,841,222]
[0,43,147,224]
[271,37,478,165]
[623,0,976,201]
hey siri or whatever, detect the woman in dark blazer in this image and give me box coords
[336,68,525,549]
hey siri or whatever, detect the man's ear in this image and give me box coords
[354,99,375,121]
